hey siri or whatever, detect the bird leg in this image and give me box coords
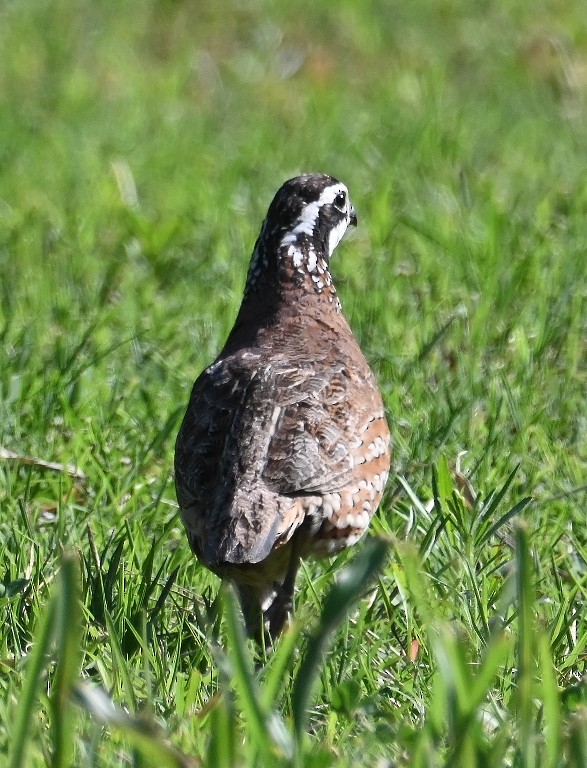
[265,538,302,640]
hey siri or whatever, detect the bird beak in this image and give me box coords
[349,205,358,227]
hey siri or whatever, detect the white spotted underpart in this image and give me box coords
[292,250,303,269]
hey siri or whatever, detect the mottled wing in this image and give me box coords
[174,359,242,549]
[175,355,298,567]
[175,355,387,568]
[262,362,383,494]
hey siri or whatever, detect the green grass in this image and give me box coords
[1,0,586,765]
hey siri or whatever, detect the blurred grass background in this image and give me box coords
[1,1,586,766]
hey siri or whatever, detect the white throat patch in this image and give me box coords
[327,216,350,257]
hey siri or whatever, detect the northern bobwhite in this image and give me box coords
[175,173,391,641]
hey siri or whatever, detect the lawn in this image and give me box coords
[1,0,586,765]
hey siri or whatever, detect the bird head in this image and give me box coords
[246,173,357,298]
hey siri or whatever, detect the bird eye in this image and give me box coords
[333,191,347,210]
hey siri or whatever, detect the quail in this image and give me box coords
[175,173,391,642]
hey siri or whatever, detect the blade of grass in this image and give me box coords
[567,708,587,768]
[9,582,57,768]
[50,552,83,768]
[104,606,138,711]
[515,521,537,768]
[260,619,300,711]
[538,632,561,768]
[205,695,236,768]
[478,496,533,547]
[74,683,196,768]
[292,538,388,746]
[222,586,292,763]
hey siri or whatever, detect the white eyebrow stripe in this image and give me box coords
[315,182,348,208]
[280,183,348,248]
